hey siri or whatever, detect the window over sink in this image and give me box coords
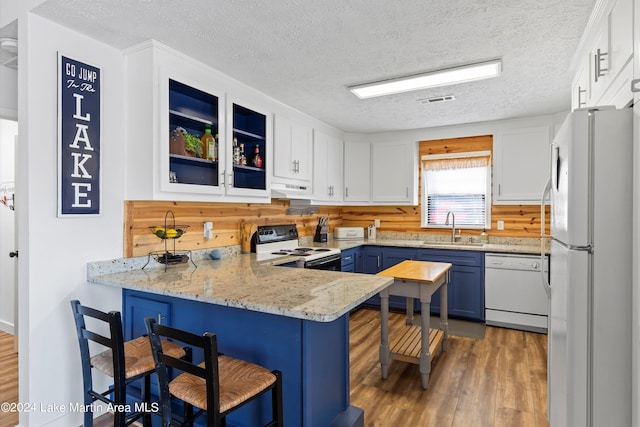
[421,151,491,229]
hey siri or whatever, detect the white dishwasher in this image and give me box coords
[485,253,549,333]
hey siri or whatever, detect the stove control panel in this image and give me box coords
[254,224,299,245]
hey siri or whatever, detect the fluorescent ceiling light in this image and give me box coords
[349,59,502,99]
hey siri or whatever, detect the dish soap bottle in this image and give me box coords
[480,228,489,243]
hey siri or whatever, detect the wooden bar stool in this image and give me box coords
[145,317,283,427]
[70,300,187,427]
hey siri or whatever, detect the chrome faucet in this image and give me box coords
[445,211,456,243]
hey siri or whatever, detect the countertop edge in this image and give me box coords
[310,239,548,254]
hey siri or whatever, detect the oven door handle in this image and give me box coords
[304,253,342,268]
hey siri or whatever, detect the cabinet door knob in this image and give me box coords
[9,251,18,258]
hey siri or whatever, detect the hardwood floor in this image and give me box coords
[350,308,549,427]
[1,311,548,427]
[0,330,19,427]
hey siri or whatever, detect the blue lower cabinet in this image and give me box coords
[122,294,174,411]
[362,247,417,310]
[382,248,417,311]
[416,249,484,322]
[381,247,416,270]
[123,294,173,341]
[362,246,383,274]
[340,247,360,272]
[354,250,363,273]
[122,289,355,427]
[360,247,384,307]
[347,245,485,322]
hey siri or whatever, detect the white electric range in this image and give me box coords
[252,224,342,270]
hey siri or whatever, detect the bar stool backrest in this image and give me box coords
[69,300,128,426]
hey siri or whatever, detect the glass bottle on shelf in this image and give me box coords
[212,134,219,161]
[201,126,214,160]
[239,143,247,166]
[251,144,263,168]
[232,137,241,165]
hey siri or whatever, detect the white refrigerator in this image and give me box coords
[542,107,632,427]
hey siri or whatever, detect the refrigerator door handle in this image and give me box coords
[540,177,552,298]
[551,144,560,191]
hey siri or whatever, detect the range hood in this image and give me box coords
[270,182,313,200]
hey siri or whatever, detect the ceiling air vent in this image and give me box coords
[417,95,455,104]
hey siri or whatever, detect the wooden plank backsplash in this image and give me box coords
[340,204,549,239]
[125,200,548,257]
[124,200,342,257]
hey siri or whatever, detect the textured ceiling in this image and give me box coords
[32,0,596,133]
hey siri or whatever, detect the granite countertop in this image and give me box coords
[87,235,545,323]
[87,252,393,323]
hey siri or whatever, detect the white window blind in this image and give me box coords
[421,152,491,228]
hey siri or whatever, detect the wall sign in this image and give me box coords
[57,53,101,216]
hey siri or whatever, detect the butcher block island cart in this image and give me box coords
[87,252,393,427]
[377,260,452,389]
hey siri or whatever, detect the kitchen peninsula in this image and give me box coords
[87,251,393,427]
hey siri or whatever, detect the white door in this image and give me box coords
[0,119,17,335]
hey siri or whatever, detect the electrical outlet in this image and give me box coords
[374,219,380,228]
[497,220,504,230]
[204,221,213,239]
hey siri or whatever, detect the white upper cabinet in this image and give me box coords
[124,41,271,202]
[608,0,633,79]
[371,140,418,205]
[343,139,371,203]
[574,0,634,110]
[313,130,343,203]
[599,0,634,107]
[493,125,551,205]
[125,42,224,201]
[273,114,312,183]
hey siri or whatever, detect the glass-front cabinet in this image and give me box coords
[167,79,221,188]
[125,41,271,202]
[163,79,270,198]
[159,71,225,196]
[226,100,269,196]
